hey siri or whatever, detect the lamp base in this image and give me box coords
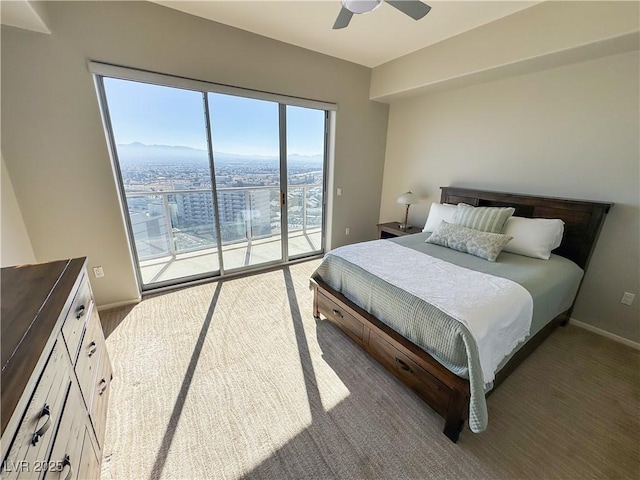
[401,204,410,231]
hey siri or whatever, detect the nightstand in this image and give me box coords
[377,222,423,239]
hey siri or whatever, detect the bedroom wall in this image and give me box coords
[370,0,639,101]
[1,1,389,307]
[1,153,37,267]
[379,50,640,343]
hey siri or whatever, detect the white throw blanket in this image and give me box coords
[329,240,533,385]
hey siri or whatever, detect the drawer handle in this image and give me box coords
[76,304,86,319]
[61,454,72,480]
[99,378,108,396]
[31,404,52,445]
[88,341,97,357]
[395,358,413,373]
[332,309,343,319]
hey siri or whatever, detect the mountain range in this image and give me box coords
[117,142,322,165]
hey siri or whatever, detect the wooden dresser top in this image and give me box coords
[1,258,85,434]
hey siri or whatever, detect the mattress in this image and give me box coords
[311,232,583,432]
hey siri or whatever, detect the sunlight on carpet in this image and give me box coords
[101,260,351,479]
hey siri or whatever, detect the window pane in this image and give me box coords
[103,79,220,285]
[208,93,282,270]
[286,106,325,257]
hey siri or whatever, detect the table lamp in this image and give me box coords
[396,191,418,230]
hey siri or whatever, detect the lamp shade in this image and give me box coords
[397,191,418,205]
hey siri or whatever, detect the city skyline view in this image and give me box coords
[117,142,323,192]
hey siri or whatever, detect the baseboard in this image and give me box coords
[569,318,640,350]
[98,297,141,312]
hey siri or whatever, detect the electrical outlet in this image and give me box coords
[345,227,350,235]
[93,266,105,278]
[337,187,342,196]
[621,292,635,306]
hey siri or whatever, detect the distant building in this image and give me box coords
[174,189,274,242]
[129,211,169,259]
[148,200,178,225]
[176,192,215,226]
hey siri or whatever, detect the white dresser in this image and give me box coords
[1,258,112,479]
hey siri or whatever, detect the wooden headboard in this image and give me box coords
[440,187,612,271]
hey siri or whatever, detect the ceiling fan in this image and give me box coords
[333,0,432,29]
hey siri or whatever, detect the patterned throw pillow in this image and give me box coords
[426,221,513,262]
[454,203,515,233]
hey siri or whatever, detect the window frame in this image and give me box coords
[91,62,333,293]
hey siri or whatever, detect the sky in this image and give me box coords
[104,78,325,156]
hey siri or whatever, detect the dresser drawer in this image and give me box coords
[318,292,364,342]
[61,276,92,364]
[2,338,70,480]
[368,331,450,416]
[46,382,88,480]
[90,345,112,447]
[76,429,100,480]
[74,308,103,409]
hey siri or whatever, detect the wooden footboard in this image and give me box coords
[312,276,470,442]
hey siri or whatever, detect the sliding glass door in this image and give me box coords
[208,93,283,271]
[286,106,326,258]
[103,79,221,286]
[96,68,328,291]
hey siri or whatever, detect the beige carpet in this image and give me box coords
[99,259,640,479]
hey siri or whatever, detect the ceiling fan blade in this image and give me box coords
[333,6,354,29]
[385,0,431,20]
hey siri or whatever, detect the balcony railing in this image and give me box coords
[125,184,322,261]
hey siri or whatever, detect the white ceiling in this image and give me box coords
[0,1,542,68]
[0,0,50,34]
[153,0,541,67]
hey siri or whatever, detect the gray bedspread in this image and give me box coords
[311,232,583,432]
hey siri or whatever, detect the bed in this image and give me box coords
[310,187,611,442]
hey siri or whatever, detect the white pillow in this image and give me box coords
[502,217,565,259]
[423,203,457,232]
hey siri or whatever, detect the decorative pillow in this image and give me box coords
[422,203,457,232]
[502,216,565,259]
[454,203,515,233]
[426,221,513,262]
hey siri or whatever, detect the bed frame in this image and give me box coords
[311,187,612,442]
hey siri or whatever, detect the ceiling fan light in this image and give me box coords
[342,0,383,15]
